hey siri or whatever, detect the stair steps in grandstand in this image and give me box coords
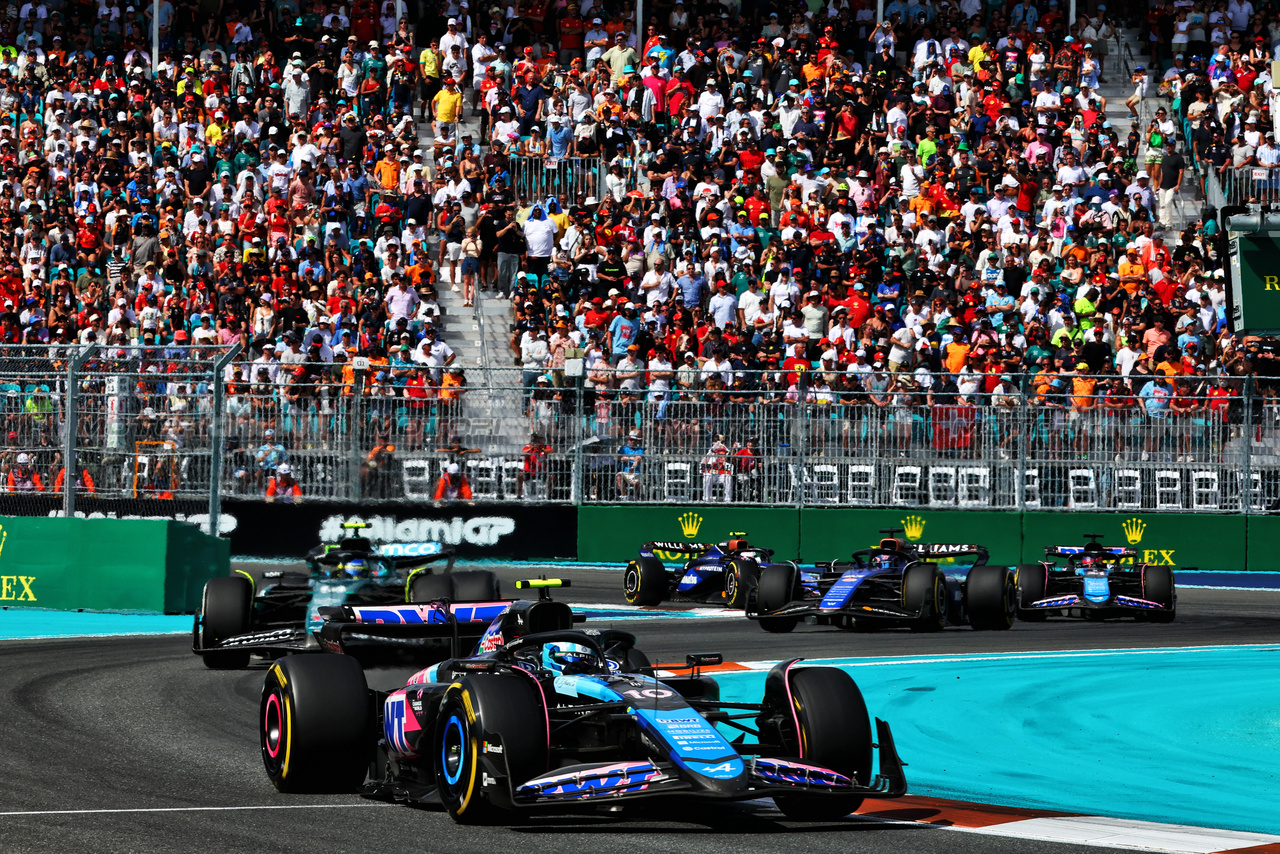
[1098,29,1191,233]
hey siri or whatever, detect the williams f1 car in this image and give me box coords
[623,535,776,609]
[193,522,500,668]
[1016,535,1178,622]
[259,581,907,823]
[746,530,1016,633]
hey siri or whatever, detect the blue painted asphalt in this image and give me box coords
[0,608,192,640]
[717,644,1280,836]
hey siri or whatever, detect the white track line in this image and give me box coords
[0,804,388,817]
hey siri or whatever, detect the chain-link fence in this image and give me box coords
[8,348,1280,515]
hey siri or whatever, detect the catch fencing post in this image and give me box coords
[63,343,99,517]
[209,343,242,538]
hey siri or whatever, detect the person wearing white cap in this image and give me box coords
[440,18,468,57]
[434,462,473,501]
[265,462,301,503]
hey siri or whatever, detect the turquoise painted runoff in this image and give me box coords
[0,608,193,640]
[717,645,1280,836]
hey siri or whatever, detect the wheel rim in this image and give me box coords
[441,714,467,788]
[1004,574,1017,622]
[624,564,639,600]
[933,574,945,621]
[262,689,285,774]
[725,567,739,602]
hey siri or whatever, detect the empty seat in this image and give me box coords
[1022,467,1041,509]
[1154,469,1183,510]
[928,466,957,506]
[957,466,991,508]
[847,464,876,506]
[1113,468,1142,509]
[808,464,841,505]
[663,462,692,501]
[891,466,922,505]
[1067,468,1098,509]
[1191,471,1221,511]
[466,459,500,499]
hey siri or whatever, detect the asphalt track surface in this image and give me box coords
[1,565,1276,854]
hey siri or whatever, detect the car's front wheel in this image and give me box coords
[1016,564,1050,622]
[772,667,873,821]
[200,576,252,670]
[435,673,548,824]
[623,556,668,606]
[1140,564,1177,623]
[723,558,760,610]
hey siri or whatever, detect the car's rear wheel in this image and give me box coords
[903,563,945,632]
[435,673,548,824]
[200,576,252,669]
[966,565,1017,630]
[723,558,760,610]
[1141,565,1177,623]
[623,557,668,606]
[409,570,501,603]
[1016,564,1049,622]
[261,655,372,793]
[756,563,799,633]
[773,667,873,821]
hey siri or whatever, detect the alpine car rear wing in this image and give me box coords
[1044,545,1138,559]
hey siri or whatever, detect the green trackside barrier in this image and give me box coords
[576,506,801,564]
[1021,512,1245,571]
[0,517,228,613]
[799,509,1023,566]
[1241,516,1280,573]
[577,507,1254,571]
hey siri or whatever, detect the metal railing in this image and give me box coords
[11,350,1280,514]
[1213,165,1280,208]
[507,155,601,205]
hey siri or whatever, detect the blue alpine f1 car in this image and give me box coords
[1016,535,1178,622]
[193,522,499,669]
[746,530,1017,633]
[260,581,907,823]
[623,535,775,609]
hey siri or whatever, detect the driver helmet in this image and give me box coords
[341,558,368,579]
[541,642,596,674]
[874,553,893,570]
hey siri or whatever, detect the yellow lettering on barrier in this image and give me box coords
[1141,550,1177,566]
[0,576,13,600]
[17,576,35,601]
[1267,276,1280,291]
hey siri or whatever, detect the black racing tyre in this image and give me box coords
[450,570,501,602]
[1016,564,1049,622]
[622,646,654,675]
[756,563,799,633]
[200,576,252,669]
[623,556,668,606]
[409,570,501,603]
[773,668,873,821]
[1141,564,1177,623]
[261,655,372,793]
[966,565,1017,631]
[435,673,548,824]
[408,571,452,603]
[902,563,945,632]
[723,558,760,610]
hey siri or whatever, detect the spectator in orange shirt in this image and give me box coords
[1071,362,1097,455]
[265,463,302,503]
[6,453,44,492]
[434,462,473,501]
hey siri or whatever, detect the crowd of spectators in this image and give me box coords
[0,0,1278,503]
